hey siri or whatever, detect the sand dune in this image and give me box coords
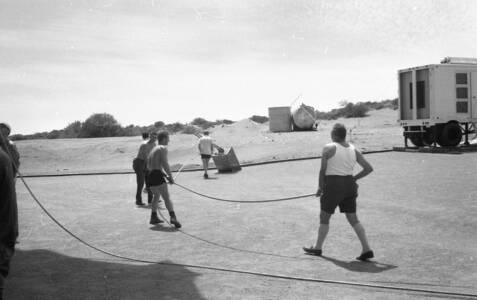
[17,109,402,174]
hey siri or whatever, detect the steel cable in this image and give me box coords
[174,182,315,203]
[17,173,477,298]
[3,138,475,299]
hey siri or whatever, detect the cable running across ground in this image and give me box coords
[15,169,477,299]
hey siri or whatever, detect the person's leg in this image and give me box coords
[149,186,163,224]
[135,170,144,205]
[345,213,373,257]
[315,210,332,250]
[134,160,145,205]
[202,157,209,178]
[158,184,181,228]
[0,247,12,300]
[144,169,153,204]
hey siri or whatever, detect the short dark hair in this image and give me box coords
[0,123,11,136]
[157,130,169,142]
[332,123,347,141]
[141,132,149,140]
[203,131,209,135]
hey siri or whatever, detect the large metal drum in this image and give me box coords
[291,103,316,130]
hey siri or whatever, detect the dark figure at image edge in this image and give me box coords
[0,128,19,300]
[303,123,374,261]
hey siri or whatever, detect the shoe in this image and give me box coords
[170,216,182,228]
[303,246,322,256]
[203,173,208,179]
[356,250,374,261]
[149,215,164,225]
[136,201,145,206]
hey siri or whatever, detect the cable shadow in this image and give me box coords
[320,255,397,273]
[7,249,206,300]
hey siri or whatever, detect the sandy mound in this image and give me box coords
[17,109,402,174]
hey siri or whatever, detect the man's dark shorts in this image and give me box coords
[321,175,358,214]
[145,170,166,187]
[200,154,211,159]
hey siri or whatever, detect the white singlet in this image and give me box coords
[325,142,357,176]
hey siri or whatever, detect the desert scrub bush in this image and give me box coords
[181,125,201,135]
[80,113,122,138]
[250,115,269,123]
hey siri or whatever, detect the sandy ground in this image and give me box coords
[16,109,402,175]
[7,108,477,299]
[8,155,477,298]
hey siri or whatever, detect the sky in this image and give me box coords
[1,0,477,134]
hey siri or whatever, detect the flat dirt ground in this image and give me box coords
[6,109,477,299]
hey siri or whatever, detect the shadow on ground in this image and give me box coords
[6,249,206,300]
[320,256,397,273]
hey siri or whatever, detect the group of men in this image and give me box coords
[133,124,375,260]
[132,129,224,228]
[0,121,375,297]
[133,131,181,228]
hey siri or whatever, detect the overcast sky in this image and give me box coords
[2,0,477,134]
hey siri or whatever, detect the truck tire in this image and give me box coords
[409,134,425,147]
[437,123,462,147]
[422,127,436,146]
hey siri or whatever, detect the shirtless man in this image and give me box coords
[303,123,374,260]
[146,131,181,228]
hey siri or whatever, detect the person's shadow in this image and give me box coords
[320,255,397,273]
[6,249,206,300]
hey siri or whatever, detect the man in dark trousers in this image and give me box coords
[133,131,157,206]
[303,123,374,260]
[0,130,18,300]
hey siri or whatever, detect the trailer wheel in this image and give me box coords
[422,127,436,146]
[437,123,462,147]
[409,134,425,147]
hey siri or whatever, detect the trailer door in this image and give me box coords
[473,72,477,118]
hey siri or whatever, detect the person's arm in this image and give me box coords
[317,145,335,196]
[137,143,145,159]
[212,141,223,153]
[353,150,373,181]
[10,142,20,169]
[161,148,174,184]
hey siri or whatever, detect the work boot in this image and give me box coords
[149,213,163,225]
[356,250,374,261]
[170,216,182,228]
[203,173,208,179]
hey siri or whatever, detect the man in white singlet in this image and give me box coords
[303,123,374,261]
[198,131,222,179]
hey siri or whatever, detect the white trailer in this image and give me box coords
[398,57,477,147]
